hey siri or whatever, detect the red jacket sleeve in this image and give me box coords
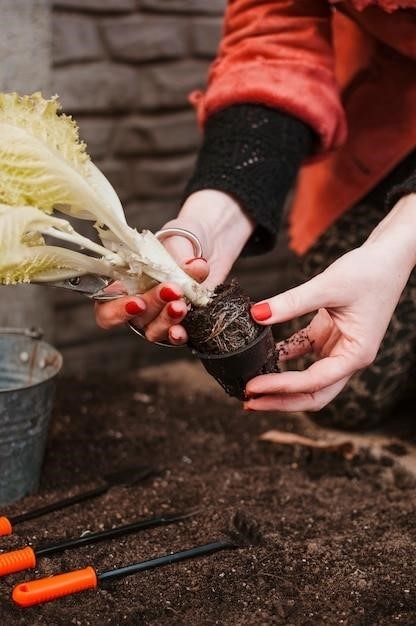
[190,0,347,152]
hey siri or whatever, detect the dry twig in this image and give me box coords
[259,430,356,459]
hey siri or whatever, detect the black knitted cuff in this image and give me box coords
[182,104,314,255]
[385,165,416,211]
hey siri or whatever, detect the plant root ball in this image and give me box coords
[183,280,261,355]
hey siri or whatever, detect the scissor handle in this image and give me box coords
[155,228,203,258]
[125,227,204,348]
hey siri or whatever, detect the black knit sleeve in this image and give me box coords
[385,165,416,211]
[182,104,314,255]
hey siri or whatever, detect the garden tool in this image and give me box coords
[12,511,262,607]
[0,465,155,537]
[0,510,195,577]
[39,227,202,303]
[42,273,124,302]
[37,227,203,346]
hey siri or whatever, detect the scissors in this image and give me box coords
[43,274,123,301]
[41,228,203,347]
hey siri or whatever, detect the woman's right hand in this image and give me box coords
[94,189,255,345]
[245,194,416,412]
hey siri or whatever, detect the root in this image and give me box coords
[184,280,261,355]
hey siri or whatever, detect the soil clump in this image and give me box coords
[184,280,279,399]
[184,281,260,355]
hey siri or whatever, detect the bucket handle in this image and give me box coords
[0,327,43,340]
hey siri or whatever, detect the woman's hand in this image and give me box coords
[245,194,416,412]
[95,189,254,344]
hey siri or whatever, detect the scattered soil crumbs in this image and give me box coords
[1,360,416,625]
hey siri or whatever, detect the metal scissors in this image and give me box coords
[44,274,124,301]
[43,227,203,300]
[42,228,204,347]
[47,274,183,348]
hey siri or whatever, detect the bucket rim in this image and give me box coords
[0,360,63,393]
[0,330,63,393]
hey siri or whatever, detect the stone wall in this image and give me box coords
[0,0,54,338]
[51,0,296,374]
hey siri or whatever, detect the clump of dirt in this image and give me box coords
[184,280,279,400]
[184,280,260,355]
[0,361,415,625]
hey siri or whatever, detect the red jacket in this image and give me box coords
[190,0,416,254]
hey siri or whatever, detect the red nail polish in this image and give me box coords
[251,302,272,321]
[167,303,183,319]
[125,301,144,315]
[160,286,181,302]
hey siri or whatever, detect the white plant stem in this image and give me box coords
[42,226,124,266]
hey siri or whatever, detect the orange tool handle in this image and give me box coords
[12,566,98,607]
[0,516,13,536]
[0,546,36,576]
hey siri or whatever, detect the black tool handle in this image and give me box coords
[99,540,235,582]
[10,483,109,525]
[36,512,194,557]
[9,466,154,530]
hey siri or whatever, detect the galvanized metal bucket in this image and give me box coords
[0,328,63,505]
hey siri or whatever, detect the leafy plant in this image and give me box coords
[0,92,211,306]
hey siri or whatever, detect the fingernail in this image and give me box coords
[167,303,183,319]
[125,301,144,315]
[170,330,183,342]
[251,302,272,321]
[160,286,181,302]
[185,256,207,265]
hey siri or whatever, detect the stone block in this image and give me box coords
[138,0,225,14]
[101,15,189,63]
[113,111,199,156]
[132,154,196,198]
[0,0,50,93]
[53,14,104,65]
[53,62,141,113]
[77,117,115,159]
[191,17,223,57]
[53,0,135,12]
[135,60,210,111]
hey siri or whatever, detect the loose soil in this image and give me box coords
[1,359,416,625]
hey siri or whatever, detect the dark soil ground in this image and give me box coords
[1,359,416,625]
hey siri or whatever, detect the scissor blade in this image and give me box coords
[47,275,111,296]
[35,274,124,301]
